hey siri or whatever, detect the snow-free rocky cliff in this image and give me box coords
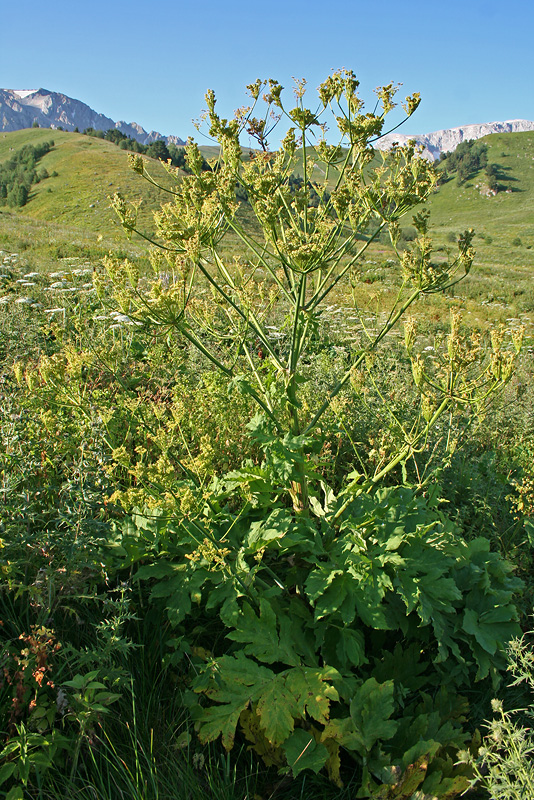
[0,88,185,146]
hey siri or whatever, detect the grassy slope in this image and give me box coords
[415,132,534,324]
[0,128,176,247]
[2,127,534,325]
[4,127,534,242]
[425,132,534,258]
[429,132,534,234]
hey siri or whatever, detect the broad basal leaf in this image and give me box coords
[256,674,299,746]
[282,729,329,776]
[226,598,301,665]
[285,666,340,724]
[193,653,275,750]
[321,678,398,757]
[245,507,293,551]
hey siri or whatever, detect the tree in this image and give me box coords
[167,143,186,169]
[145,139,170,162]
[7,183,28,207]
[105,129,127,145]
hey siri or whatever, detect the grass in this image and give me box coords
[424,131,534,256]
[0,128,175,239]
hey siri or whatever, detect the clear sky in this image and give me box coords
[2,0,532,145]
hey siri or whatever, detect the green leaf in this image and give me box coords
[313,573,349,620]
[245,508,292,551]
[193,653,275,749]
[149,569,206,626]
[282,729,329,776]
[335,627,367,670]
[0,763,17,787]
[305,568,344,607]
[194,701,246,751]
[85,681,108,690]
[279,598,318,665]
[62,670,100,689]
[462,607,514,656]
[348,567,392,629]
[6,787,24,800]
[285,666,340,725]
[226,598,300,665]
[135,561,180,581]
[321,679,398,758]
[256,674,298,746]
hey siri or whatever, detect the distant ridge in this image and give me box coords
[2,87,533,160]
[0,88,186,147]
[375,119,534,161]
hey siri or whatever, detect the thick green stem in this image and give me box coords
[286,272,309,512]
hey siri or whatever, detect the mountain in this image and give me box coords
[3,87,534,162]
[375,119,534,161]
[0,88,185,146]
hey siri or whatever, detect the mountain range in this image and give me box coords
[0,88,185,147]
[374,119,534,160]
[2,87,534,159]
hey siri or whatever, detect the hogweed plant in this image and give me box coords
[18,72,524,796]
[104,73,509,511]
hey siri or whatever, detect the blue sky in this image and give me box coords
[2,0,532,144]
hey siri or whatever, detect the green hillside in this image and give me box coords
[0,128,176,231]
[4,127,534,242]
[0,128,184,269]
[425,131,534,260]
[1,126,534,320]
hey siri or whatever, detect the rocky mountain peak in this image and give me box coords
[375,119,534,160]
[0,88,185,146]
